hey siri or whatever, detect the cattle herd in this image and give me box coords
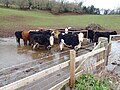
[15,27,117,51]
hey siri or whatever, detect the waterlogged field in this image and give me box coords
[0,8,120,89]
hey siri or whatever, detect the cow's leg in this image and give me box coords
[94,43,97,48]
[46,45,52,50]
[18,39,20,46]
[90,39,92,43]
[33,43,39,50]
[45,43,51,50]
[74,42,82,51]
[16,38,20,46]
[23,40,27,46]
[28,39,31,46]
[59,39,65,51]
[59,42,64,51]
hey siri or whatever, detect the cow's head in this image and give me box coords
[73,33,84,51]
[45,31,54,47]
[110,31,117,35]
[65,28,68,34]
[78,33,84,42]
[49,31,55,46]
[49,35,54,46]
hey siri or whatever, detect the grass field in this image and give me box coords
[0,8,120,37]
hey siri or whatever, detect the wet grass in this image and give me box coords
[0,8,120,30]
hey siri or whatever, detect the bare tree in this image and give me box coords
[1,0,11,8]
[16,0,29,9]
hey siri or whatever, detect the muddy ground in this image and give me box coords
[0,37,70,69]
[0,25,35,38]
[0,37,92,87]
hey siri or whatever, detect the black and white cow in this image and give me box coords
[94,31,117,42]
[29,30,54,50]
[58,32,84,51]
[15,31,23,46]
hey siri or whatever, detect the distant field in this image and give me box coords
[0,8,120,37]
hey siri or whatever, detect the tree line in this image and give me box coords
[0,0,120,15]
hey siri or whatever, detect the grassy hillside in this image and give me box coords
[0,8,120,35]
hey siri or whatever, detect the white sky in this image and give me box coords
[66,0,120,9]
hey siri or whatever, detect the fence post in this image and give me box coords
[108,42,112,53]
[70,50,76,89]
[96,37,108,72]
[105,42,111,66]
[105,46,109,66]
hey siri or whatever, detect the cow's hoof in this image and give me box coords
[59,48,63,51]
[47,46,51,50]
[74,46,79,51]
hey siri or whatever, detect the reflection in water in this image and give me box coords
[0,37,70,69]
[0,37,33,69]
[0,37,95,87]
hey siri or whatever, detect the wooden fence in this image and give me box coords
[0,38,111,90]
[50,47,106,90]
[109,34,120,53]
[109,34,120,42]
[50,37,110,90]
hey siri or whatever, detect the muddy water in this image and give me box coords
[0,37,69,70]
[107,41,120,76]
[0,37,92,87]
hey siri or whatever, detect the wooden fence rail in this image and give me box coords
[49,47,106,90]
[0,46,106,90]
[50,37,109,90]
[109,34,120,42]
[0,60,70,90]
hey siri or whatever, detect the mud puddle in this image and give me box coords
[107,41,120,76]
[0,37,92,87]
[0,37,69,69]
[0,37,71,87]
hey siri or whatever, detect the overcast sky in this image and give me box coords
[66,0,120,9]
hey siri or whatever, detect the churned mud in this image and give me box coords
[0,37,71,87]
[0,37,120,89]
[107,41,120,76]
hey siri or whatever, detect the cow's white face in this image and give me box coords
[49,36,54,46]
[65,28,68,34]
[78,33,84,42]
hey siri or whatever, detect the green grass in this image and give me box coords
[74,74,110,90]
[0,8,120,31]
